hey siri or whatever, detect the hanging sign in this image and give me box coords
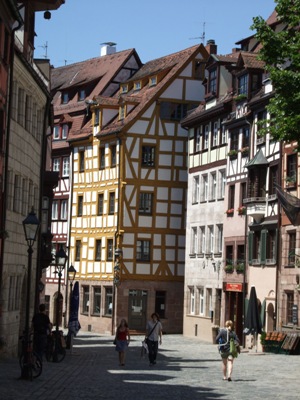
[226,283,243,292]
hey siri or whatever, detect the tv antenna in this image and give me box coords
[39,41,48,58]
[189,22,206,44]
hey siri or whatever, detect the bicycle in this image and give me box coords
[19,333,43,381]
[46,330,66,362]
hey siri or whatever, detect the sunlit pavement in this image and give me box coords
[0,332,299,399]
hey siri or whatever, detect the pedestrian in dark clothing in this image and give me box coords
[32,304,52,360]
[145,313,162,366]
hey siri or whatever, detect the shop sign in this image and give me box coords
[226,283,243,292]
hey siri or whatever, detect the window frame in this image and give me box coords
[82,285,89,315]
[136,240,151,261]
[141,146,155,167]
[95,239,102,261]
[92,286,101,316]
[139,192,153,215]
[97,193,104,215]
[108,192,115,214]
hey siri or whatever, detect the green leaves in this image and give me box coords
[251,0,300,147]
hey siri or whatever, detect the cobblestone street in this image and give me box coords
[0,332,299,399]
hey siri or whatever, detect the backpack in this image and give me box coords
[218,329,229,352]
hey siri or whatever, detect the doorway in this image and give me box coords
[128,289,147,331]
[225,290,243,340]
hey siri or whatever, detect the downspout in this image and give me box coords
[64,146,74,328]
[274,140,282,331]
[242,117,252,347]
[0,16,23,294]
[35,96,52,312]
[112,136,122,335]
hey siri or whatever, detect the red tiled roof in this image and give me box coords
[51,49,142,143]
[238,52,265,70]
[96,44,209,137]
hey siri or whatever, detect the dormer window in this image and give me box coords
[53,123,69,140]
[134,81,141,91]
[78,89,85,101]
[238,74,248,95]
[208,68,217,94]
[62,92,69,104]
[62,124,69,139]
[119,105,126,120]
[94,109,100,126]
[120,84,128,94]
[149,76,157,87]
[53,125,59,140]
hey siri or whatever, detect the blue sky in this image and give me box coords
[34,0,276,67]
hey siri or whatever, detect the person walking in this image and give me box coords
[216,320,239,381]
[145,313,162,366]
[31,304,52,361]
[114,319,130,366]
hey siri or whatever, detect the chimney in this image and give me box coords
[100,42,117,56]
[232,47,241,53]
[205,39,217,55]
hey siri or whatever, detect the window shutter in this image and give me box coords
[274,229,278,263]
[260,229,267,264]
[248,231,254,264]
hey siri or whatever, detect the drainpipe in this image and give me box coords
[64,146,74,328]
[35,95,52,312]
[0,16,23,295]
[242,117,252,347]
[112,136,122,335]
[274,140,282,331]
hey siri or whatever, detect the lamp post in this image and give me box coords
[54,246,67,334]
[67,264,76,323]
[112,248,122,335]
[22,208,40,378]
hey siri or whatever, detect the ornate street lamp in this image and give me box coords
[52,245,67,362]
[68,264,76,320]
[54,246,67,334]
[112,248,122,335]
[22,208,40,378]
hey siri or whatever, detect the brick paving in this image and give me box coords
[0,332,299,399]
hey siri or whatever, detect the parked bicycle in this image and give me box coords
[19,333,42,380]
[46,330,66,362]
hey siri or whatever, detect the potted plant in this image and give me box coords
[225,208,234,216]
[237,205,246,215]
[240,147,249,156]
[236,262,245,273]
[260,331,266,352]
[285,175,296,187]
[234,93,247,102]
[224,264,234,273]
[227,149,238,158]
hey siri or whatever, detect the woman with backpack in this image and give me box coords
[216,320,240,381]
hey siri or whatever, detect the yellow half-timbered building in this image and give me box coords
[69,44,209,334]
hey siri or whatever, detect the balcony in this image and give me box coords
[243,197,266,220]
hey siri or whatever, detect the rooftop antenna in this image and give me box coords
[39,41,48,58]
[189,22,206,44]
[58,59,73,66]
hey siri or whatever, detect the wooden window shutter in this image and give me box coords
[248,231,254,264]
[260,229,267,265]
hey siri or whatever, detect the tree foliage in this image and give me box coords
[251,0,300,144]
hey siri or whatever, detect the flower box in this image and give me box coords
[224,265,234,273]
[227,150,238,159]
[237,206,246,216]
[225,208,234,217]
[236,263,245,273]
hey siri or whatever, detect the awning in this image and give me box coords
[274,183,300,226]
